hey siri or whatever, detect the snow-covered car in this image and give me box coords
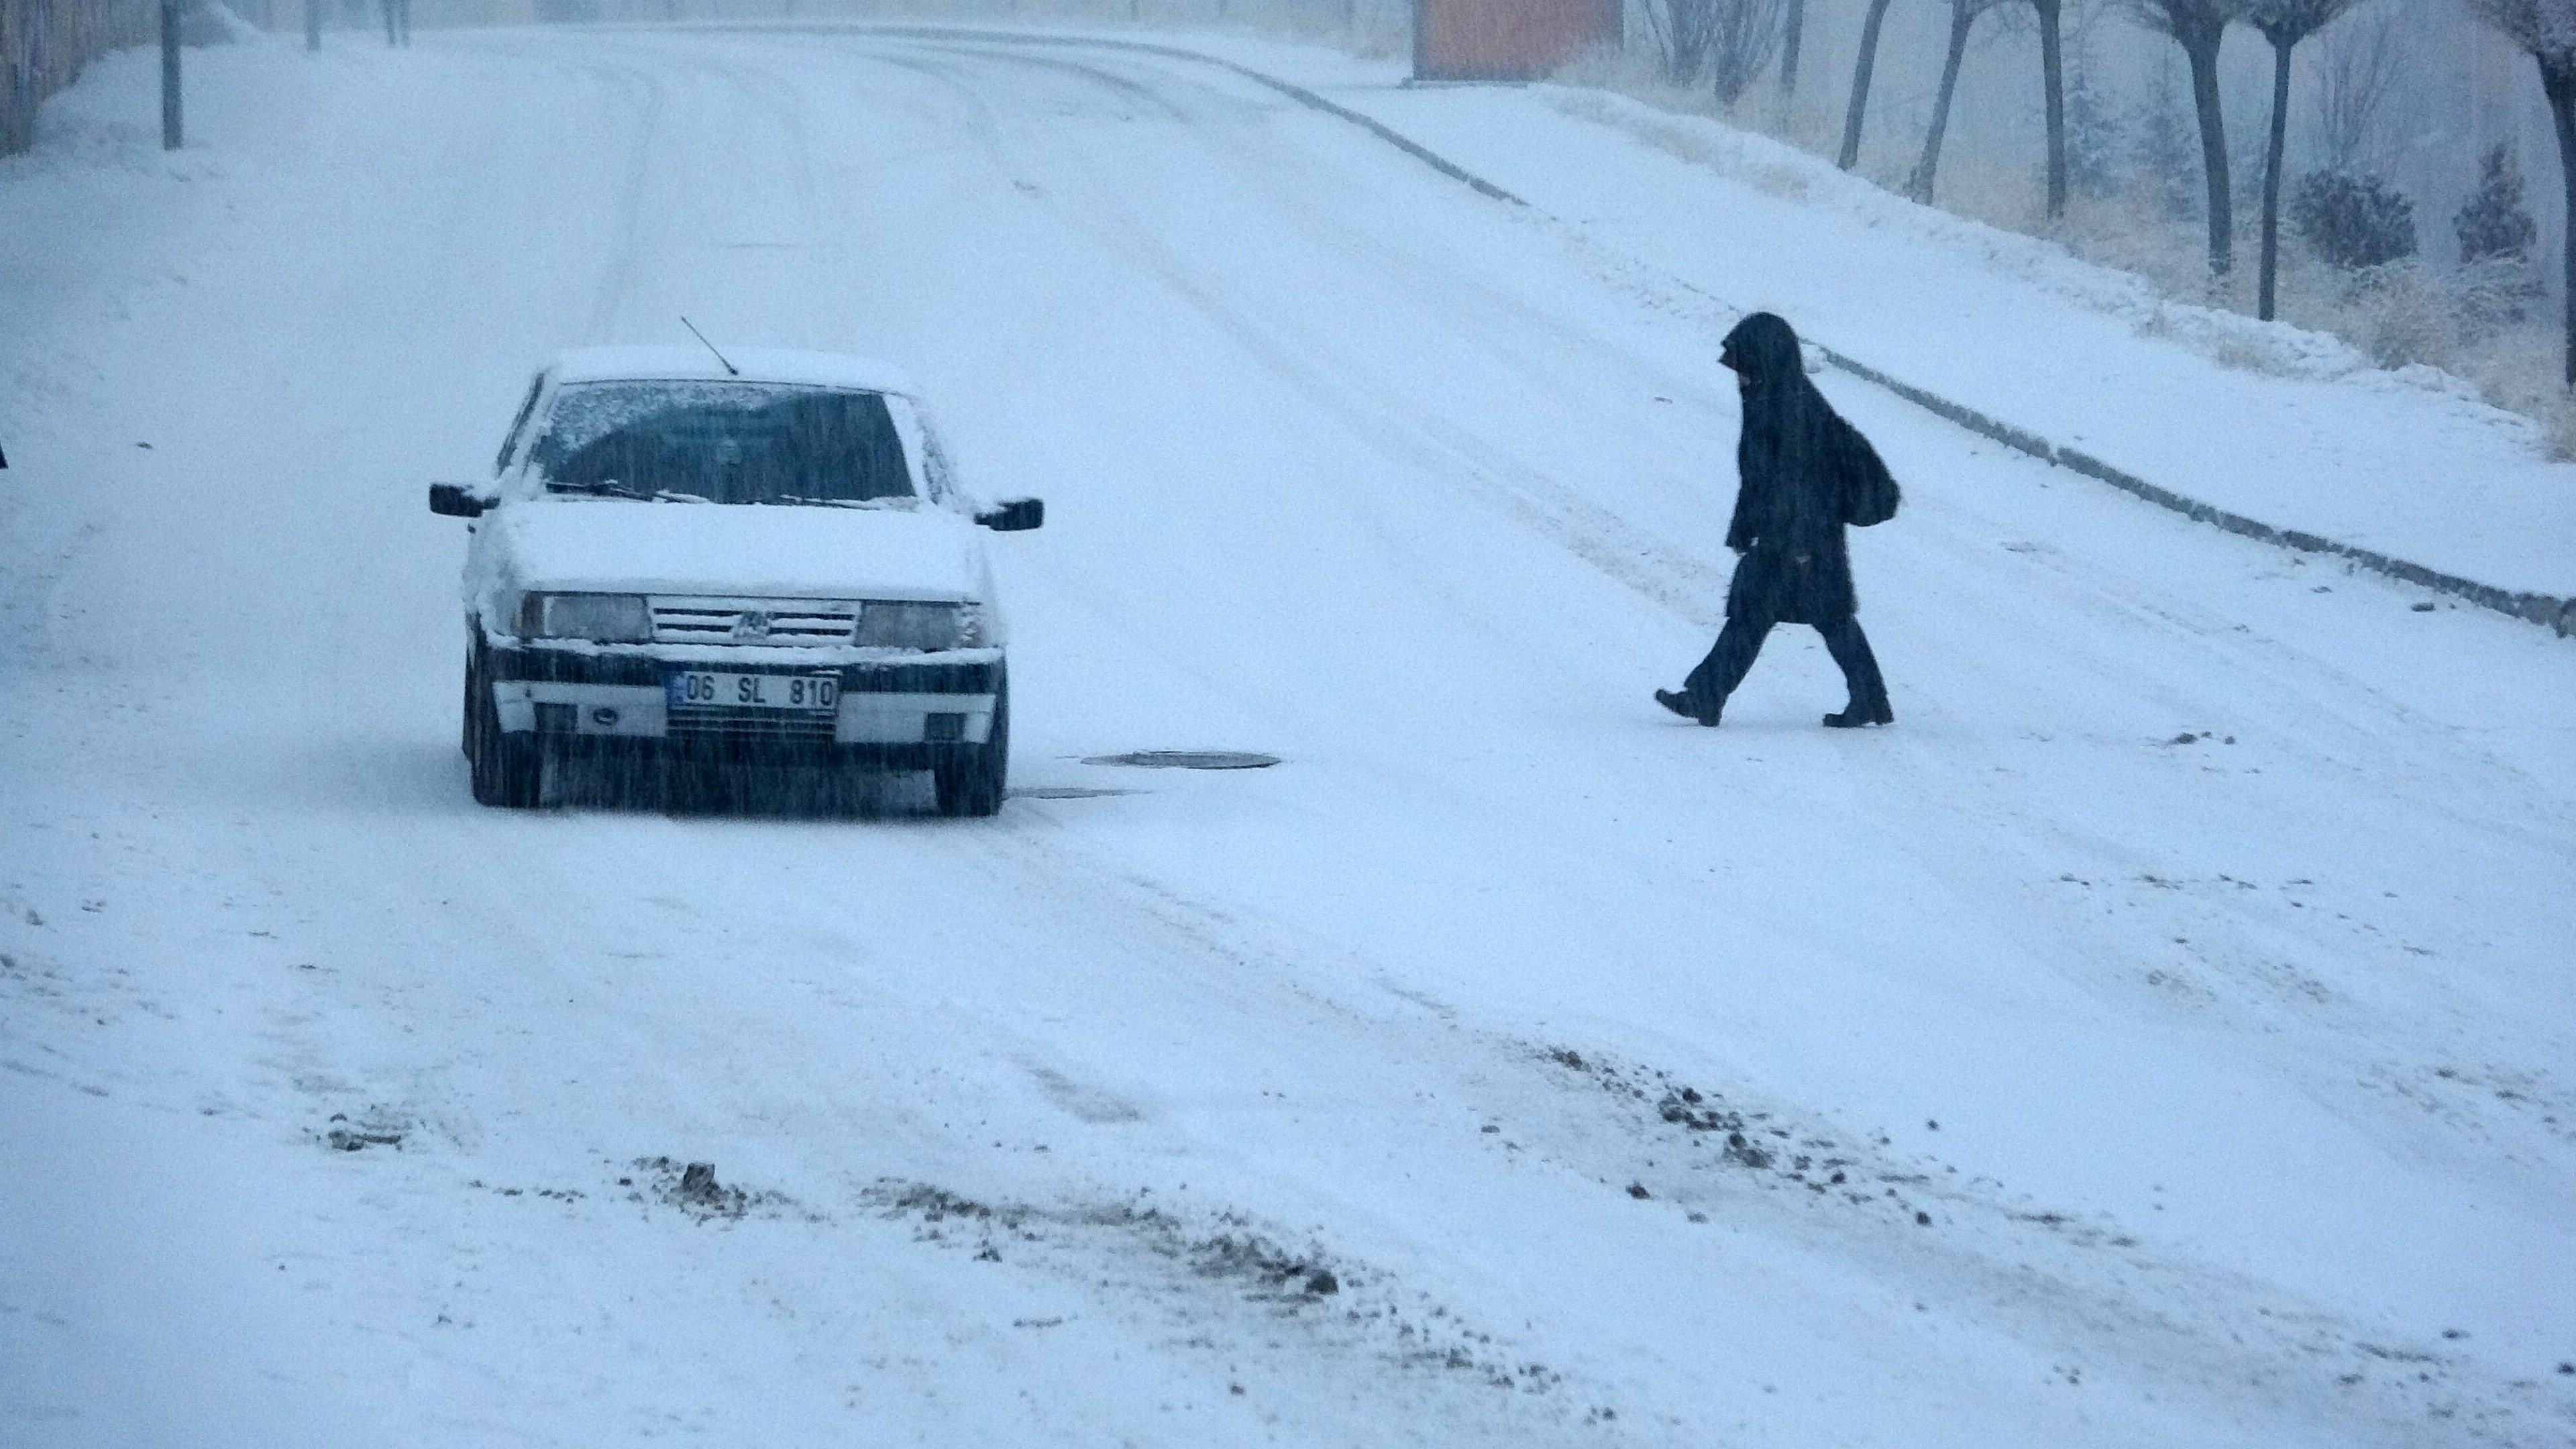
[430,345,1041,815]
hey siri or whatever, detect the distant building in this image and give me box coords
[1414,0,1619,83]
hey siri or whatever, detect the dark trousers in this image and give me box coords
[1684,612,1886,713]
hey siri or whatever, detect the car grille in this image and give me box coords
[665,707,840,742]
[650,597,856,646]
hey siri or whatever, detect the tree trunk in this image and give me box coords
[1839,0,1897,171]
[2036,0,2065,219]
[1909,0,1974,201]
[1781,0,1807,97]
[2184,23,2233,277]
[160,0,181,150]
[1,64,24,160]
[2258,33,2292,320]
[2544,54,2576,388]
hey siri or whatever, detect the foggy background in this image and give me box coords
[176,0,2544,435]
[201,0,2540,272]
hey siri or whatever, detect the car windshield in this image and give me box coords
[529,380,919,506]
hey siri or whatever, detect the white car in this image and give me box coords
[431,345,1041,815]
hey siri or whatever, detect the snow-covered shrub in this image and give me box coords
[2336,262,2453,372]
[2290,170,2418,271]
[2443,311,2570,453]
[1644,0,1782,103]
[2549,399,2576,464]
[2206,331,2306,376]
[2442,143,2544,337]
[2506,372,2576,463]
[2455,255,2546,339]
[2455,143,2538,266]
[2060,60,2125,200]
[2125,66,2202,221]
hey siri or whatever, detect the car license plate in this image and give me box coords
[665,671,840,712]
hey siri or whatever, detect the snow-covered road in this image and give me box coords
[4,28,2573,1447]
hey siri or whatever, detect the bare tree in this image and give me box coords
[2245,0,2365,319]
[1711,0,1787,104]
[1648,0,1784,100]
[1642,0,1711,84]
[1909,0,2012,201]
[2128,0,2253,276]
[2312,5,2397,172]
[1781,0,1807,96]
[2467,0,2576,385]
[2034,0,2069,218]
[1839,0,1901,168]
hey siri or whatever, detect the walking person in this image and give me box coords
[1657,312,1898,729]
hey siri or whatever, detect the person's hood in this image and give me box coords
[1720,312,1805,386]
[490,498,985,600]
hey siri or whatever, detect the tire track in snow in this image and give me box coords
[852,801,2553,1448]
[343,775,1665,1438]
[443,35,669,344]
[980,42,1758,622]
[615,34,837,313]
[858,38,1736,631]
[0,519,105,673]
[503,34,823,341]
[581,61,661,343]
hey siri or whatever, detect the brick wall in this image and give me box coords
[1413,0,1617,82]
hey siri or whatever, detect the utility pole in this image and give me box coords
[307,0,323,50]
[160,0,182,150]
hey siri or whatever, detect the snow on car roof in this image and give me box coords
[547,345,921,396]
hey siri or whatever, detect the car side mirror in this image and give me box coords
[429,483,488,518]
[975,497,1043,532]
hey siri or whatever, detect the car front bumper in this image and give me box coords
[485,646,1000,755]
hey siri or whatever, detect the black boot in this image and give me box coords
[1822,698,1893,728]
[1656,689,1721,727]
[1816,619,1890,729]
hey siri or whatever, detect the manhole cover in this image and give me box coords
[1083,751,1280,770]
[1008,786,1143,800]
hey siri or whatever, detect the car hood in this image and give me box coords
[492,498,985,600]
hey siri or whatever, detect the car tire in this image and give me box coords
[932,678,1008,818]
[468,643,543,809]
[462,643,482,758]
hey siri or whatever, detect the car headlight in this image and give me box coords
[517,592,653,643]
[855,600,981,651]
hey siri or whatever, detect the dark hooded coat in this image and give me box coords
[1719,314,1888,625]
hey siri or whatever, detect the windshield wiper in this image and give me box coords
[769,495,916,510]
[545,480,711,503]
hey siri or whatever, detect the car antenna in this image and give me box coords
[680,316,741,377]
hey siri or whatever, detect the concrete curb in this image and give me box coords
[715,21,2576,639]
[1817,350,2576,637]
